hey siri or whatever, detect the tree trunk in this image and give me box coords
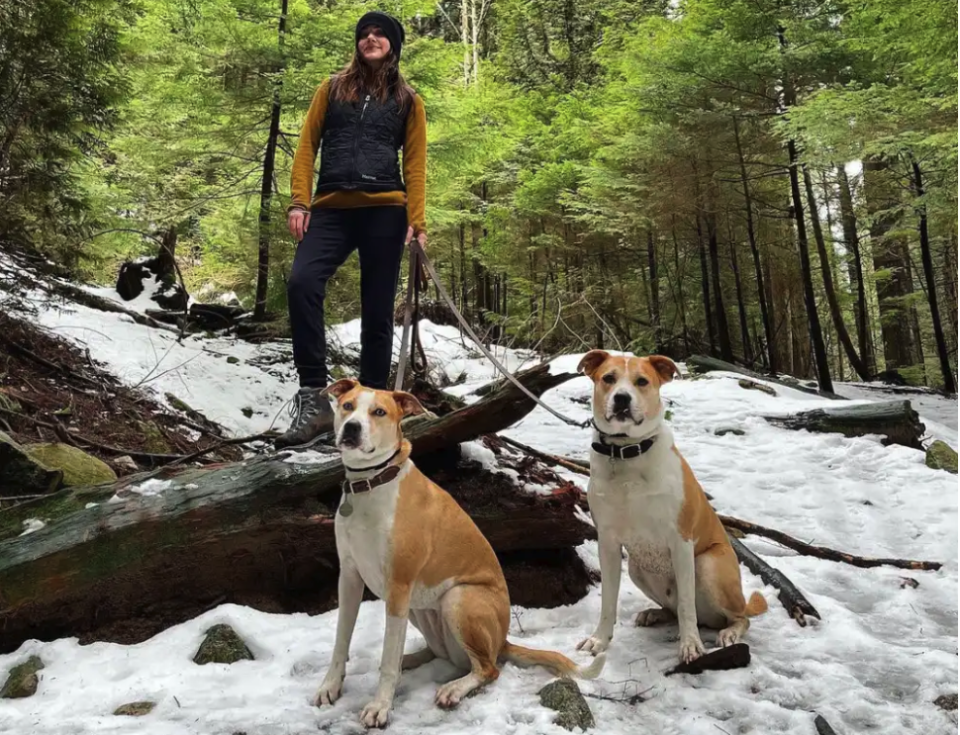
[733,114,776,372]
[705,214,734,362]
[803,165,870,380]
[786,142,833,391]
[910,160,955,393]
[647,230,662,351]
[863,157,919,371]
[253,0,288,321]
[726,220,752,364]
[696,215,716,355]
[836,165,875,375]
[671,223,690,353]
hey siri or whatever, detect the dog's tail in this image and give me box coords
[745,591,768,617]
[502,642,606,679]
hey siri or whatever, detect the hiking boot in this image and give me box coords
[274,386,335,450]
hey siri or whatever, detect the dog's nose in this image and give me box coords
[340,420,362,446]
[613,392,632,410]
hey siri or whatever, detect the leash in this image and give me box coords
[394,241,592,430]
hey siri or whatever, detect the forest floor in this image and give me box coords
[0,245,956,735]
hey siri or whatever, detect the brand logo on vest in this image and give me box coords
[361,174,378,181]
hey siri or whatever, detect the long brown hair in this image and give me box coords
[329,49,414,112]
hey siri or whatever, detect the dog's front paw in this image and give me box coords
[314,676,344,707]
[359,699,392,729]
[576,634,611,656]
[678,634,705,664]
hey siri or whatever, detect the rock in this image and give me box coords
[112,455,140,474]
[538,678,595,731]
[240,407,254,418]
[0,430,63,496]
[226,356,240,365]
[116,256,188,311]
[715,427,745,437]
[738,378,777,397]
[1,655,44,699]
[193,624,254,665]
[925,440,958,474]
[24,443,117,487]
[934,693,958,711]
[114,701,156,716]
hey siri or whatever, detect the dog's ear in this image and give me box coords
[577,350,610,379]
[647,355,680,384]
[322,378,359,399]
[392,391,426,418]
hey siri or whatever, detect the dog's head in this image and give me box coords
[323,379,426,465]
[577,351,678,436]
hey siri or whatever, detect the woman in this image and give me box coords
[276,11,427,449]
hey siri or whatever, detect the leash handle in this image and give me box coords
[408,241,591,430]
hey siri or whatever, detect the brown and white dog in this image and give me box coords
[314,379,605,729]
[574,352,767,664]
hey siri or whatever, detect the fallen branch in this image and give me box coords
[727,533,821,627]
[166,432,274,467]
[0,336,101,388]
[720,515,942,571]
[686,354,846,400]
[814,714,839,735]
[664,642,751,676]
[498,435,591,476]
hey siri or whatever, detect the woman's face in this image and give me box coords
[358,25,391,64]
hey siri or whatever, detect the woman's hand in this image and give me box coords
[405,226,427,250]
[288,209,311,241]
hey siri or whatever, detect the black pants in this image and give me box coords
[287,206,406,389]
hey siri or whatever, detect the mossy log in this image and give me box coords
[762,400,924,449]
[0,363,593,653]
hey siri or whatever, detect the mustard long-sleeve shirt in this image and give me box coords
[289,79,427,234]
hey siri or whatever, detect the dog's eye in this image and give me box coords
[636,377,649,387]
[602,373,617,385]
[373,407,387,417]
[342,402,354,412]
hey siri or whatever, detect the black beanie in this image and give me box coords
[356,11,405,62]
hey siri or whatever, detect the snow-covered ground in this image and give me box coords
[1,261,957,735]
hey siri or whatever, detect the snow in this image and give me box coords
[1,254,957,735]
[18,519,45,536]
[129,479,174,497]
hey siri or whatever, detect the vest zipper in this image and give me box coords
[351,94,371,186]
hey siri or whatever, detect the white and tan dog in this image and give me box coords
[315,379,604,729]
[575,351,767,664]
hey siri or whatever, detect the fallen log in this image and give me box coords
[762,400,924,450]
[686,355,846,400]
[0,362,586,653]
[727,533,821,627]
[719,515,942,571]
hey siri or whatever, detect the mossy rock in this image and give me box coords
[24,443,117,487]
[1,655,44,699]
[226,356,240,365]
[0,430,62,496]
[137,420,172,454]
[538,678,595,731]
[193,624,254,665]
[925,440,958,474]
[114,700,156,716]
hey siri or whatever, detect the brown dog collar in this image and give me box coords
[341,464,403,495]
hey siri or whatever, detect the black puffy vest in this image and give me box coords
[316,92,409,193]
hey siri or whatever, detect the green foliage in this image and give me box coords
[3,0,955,388]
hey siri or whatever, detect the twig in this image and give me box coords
[0,494,46,502]
[720,515,943,571]
[166,432,274,467]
